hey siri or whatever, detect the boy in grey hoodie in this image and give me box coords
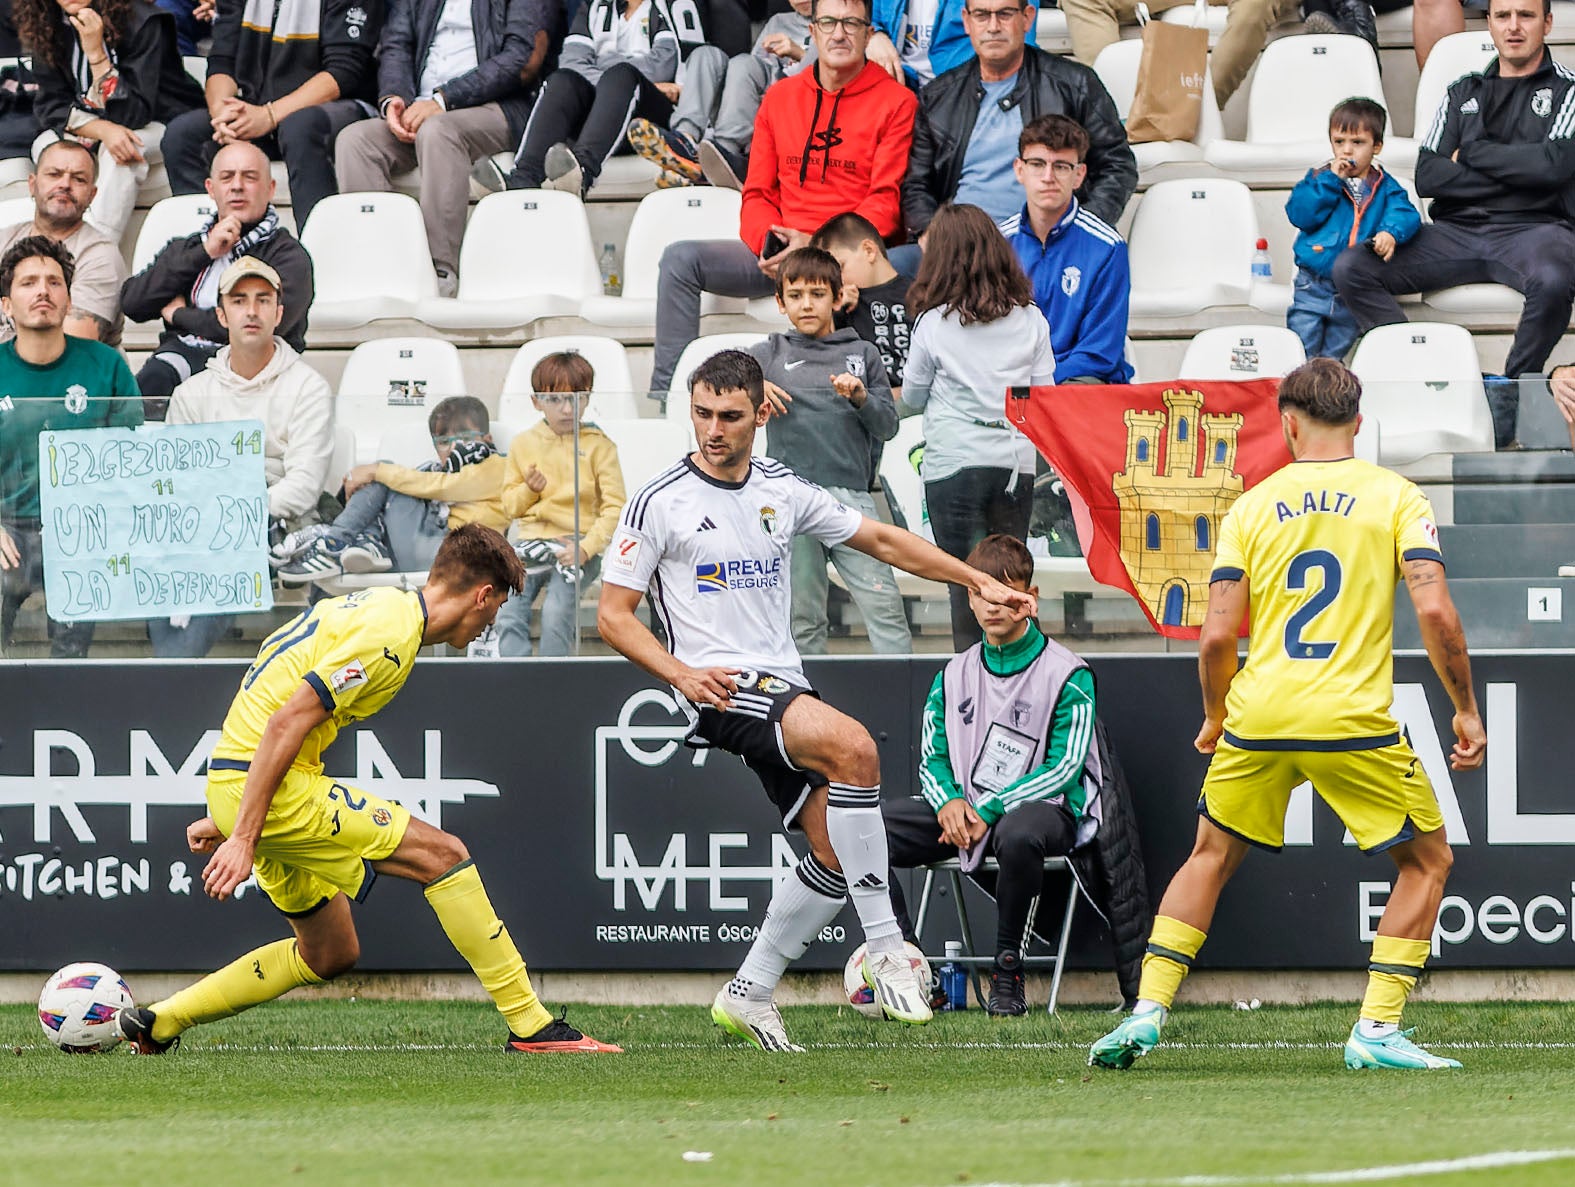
[750,246,911,655]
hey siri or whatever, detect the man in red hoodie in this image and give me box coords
[649,0,917,395]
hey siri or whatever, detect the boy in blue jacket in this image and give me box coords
[1285,98,1421,360]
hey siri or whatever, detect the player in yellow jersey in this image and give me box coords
[115,524,619,1055]
[1090,358,1486,1072]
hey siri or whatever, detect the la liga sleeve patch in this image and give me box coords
[329,660,369,693]
[609,530,642,573]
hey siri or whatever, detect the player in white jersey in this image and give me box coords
[598,350,1037,1050]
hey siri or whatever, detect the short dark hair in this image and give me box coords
[1019,114,1090,161]
[428,395,490,437]
[531,350,595,395]
[689,349,765,411]
[0,234,73,297]
[1278,357,1362,426]
[427,523,525,596]
[775,246,844,298]
[35,138,98,182]
[1329,97,1386,145]
[966,534,1034,586]
[810,0,871,18]
[811,211,890,258]
[908,203,1032,325]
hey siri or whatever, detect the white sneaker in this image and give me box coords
[864,949,934,1025]
[710,988,804,1052]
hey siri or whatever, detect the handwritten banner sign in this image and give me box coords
[38,420,274,622]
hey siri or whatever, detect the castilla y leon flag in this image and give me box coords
[1008,379,1292,639]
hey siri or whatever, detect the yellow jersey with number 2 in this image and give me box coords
[211,587,427,772]
[1210,458,1441,748]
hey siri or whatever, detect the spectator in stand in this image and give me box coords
[501,0,708,197]
[0,140,126,343]
[812,211,913,393]
[154,0,208,55]
[749,246,910,655]
[866,0,1038,87]
[900,0,1133,276]
[495,351,626,656]
[1413,0,1480,69]
[901,202,1054,650]
[1333,0,1575,448]
[1003,115,1131,385]
[160,0,380,227]
[122,141,314,412]
[649,0,917,394]
[336,0,560,297]
[1285,98,1419,361]
[625,0,815,188]
[18,0,205,240]
[0,235,140,659]
[152,256,332,657]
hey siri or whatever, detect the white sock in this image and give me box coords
[1358,1018,1399,1039]
[1134,999,1168,1023]
[735,853,846,994]
[824,783,902,953]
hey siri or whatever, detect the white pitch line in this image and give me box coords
[150,1038,1575,1054]
[969,1148,1575,1187]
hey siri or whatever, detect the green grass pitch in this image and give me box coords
[6,999,1575,1186]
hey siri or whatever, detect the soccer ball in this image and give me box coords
[38,962,135,1053]
[842,941,931,1020]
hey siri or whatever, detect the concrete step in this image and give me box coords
[1394,577,1575,649]
[1452,482,1575,524]
[1436,523,1575,579]
[1451,451,1575,484]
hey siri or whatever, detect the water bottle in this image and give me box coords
[1251,238,1273,281]
[939,941,968,1011]
[599,243,621,295]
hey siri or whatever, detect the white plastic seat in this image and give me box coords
[1178,325,1307,379]
[664,332,768,420]
[324,423,356,494]
[373,422,437,468]
[594,417,692,491]
[1384,31,1497,170]
[579,188,746,330]
[1127,178,1266,317]
[496,336,639,427]
[0,195,34,228]
[1158,0,1234,43]
[182,54,207,85]
[1203,35,1385,182]
[1092,40,1223,181]
[1034,4,1071,51]
[337,337,468,462]
[300,192,439,329]
[131,193,218,272]
[418,190,601,331]
[1348,322,1494,465]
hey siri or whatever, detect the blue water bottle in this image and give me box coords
[940,941,968,1011]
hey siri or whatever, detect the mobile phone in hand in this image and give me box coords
[760,231,787,260]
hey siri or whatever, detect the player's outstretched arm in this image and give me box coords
[1403,558,1486,770]
[1195,576,1249,754]
[844,518,1037,620]
[596,583,741,710]
[203,683,331,901]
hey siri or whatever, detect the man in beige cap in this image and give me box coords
[150,255,334,657]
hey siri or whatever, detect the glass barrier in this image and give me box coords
[1,377,1570,661]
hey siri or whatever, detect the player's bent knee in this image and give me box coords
[432,829,470,873]
[300,937,359,980]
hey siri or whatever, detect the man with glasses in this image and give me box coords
[901,0,1133,242]
[649,0,917,395]
[1003,114,1132,385]
[865,0,1038,86]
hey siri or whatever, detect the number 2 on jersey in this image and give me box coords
[1283,549,1342,660]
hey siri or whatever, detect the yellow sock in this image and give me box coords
[424,860,552,1038]
[149,938,324,1042]
[1137,915,1208,1010]
[1360,935,1431,1025]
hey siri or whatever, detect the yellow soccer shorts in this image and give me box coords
[206,766,412,915]
[1198,739,1444,853]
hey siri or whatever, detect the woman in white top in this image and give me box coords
[902,202,1056,649]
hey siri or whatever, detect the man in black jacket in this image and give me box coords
[122,141,315,414]
[901,0,1134,241]
[335,0,560,296]
[159,0,381,228]
[1334,0,1575,447]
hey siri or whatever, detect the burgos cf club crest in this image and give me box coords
[64,384,88,414]
[1533,87,1553,118]
[758,505,777,535]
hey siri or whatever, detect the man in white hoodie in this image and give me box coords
[149,255,334,657]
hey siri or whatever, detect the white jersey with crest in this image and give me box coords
[602,455,863,685]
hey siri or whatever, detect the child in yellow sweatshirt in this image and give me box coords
[495,353,627,656]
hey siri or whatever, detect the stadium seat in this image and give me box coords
[373,422,437,468]
[182,55,207,85]
[0,195,33,227]
[1092,40,1223,181]
[664,332,768,419]
[594,417,693,490]
[496,336,638,429]
[1203,35,1385,183]
[417,190,602,331]
[1127,178,1277,319]
[1178,325,1307,379]
[1348,322,1494,466]
[1384,31,1497,170]
[130,193,218,273]
[324,423,356,494]
[337,337,468,463]
[299,192,439,329]
[579,187,746,331]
